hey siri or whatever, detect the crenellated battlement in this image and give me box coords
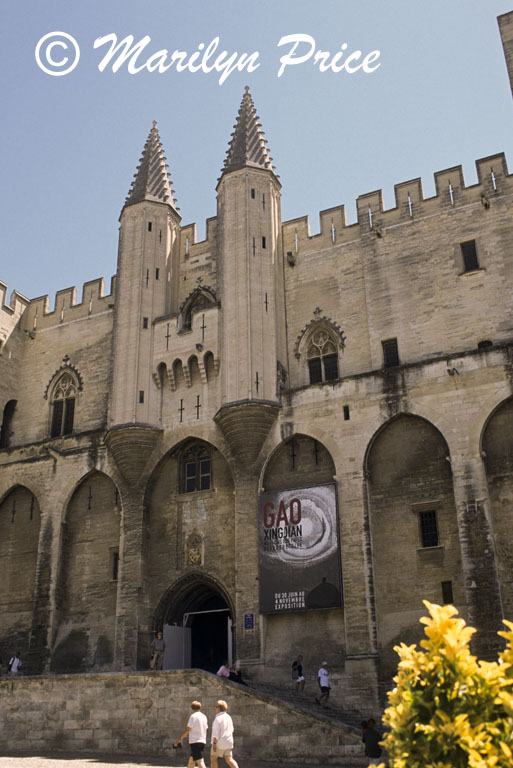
[21,276,116,333]
[0,282,29,318]
[180,216,217,261]
[282,152,511,255]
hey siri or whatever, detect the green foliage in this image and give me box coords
[379,602,513,768]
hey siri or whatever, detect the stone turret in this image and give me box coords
[109,121,181,434]
[214,87,286,466]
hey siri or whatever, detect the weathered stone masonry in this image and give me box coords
[1,11,513,714]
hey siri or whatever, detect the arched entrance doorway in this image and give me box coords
[154,574,233,672]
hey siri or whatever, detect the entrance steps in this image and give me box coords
[235,678,375,765]
[247,680,370,732]
[0,670,373,765]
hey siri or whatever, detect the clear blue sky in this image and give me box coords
[2,1,513,303]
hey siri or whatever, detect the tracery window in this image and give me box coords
[307,330,339,384]
[50,373,77,437]
[182,444,212,493]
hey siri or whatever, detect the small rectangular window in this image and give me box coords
[139,390,144,404]
[382,338,400,368]
[251,188,255,199]
[262,236,266,249]
[441,580,453,604]
[460,240,479,272]
[142,317,148,329]
[419,509,439,548]
[148,222,152,232]
[155,268,160,280]
[343,405,350,421]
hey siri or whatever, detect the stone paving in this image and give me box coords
[0,757,369,768]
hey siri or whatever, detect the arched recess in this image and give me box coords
[141,438,235,670]
[482,395,513,619]
[0,485,41,655]
[51,471,120,673]
[173,359,185,389]
[260,434,344,672]
[188,355,201,386]
[0,399,17,448]
[154,572,234,672]
[365,414,465,682]
[179,286,217,333]
[204,352,215,382]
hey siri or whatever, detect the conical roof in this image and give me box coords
[219,86,276,179]
[124,121,179,211]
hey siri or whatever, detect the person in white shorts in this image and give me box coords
[211,700,239,768]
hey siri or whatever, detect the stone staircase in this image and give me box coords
[246,680,373,732]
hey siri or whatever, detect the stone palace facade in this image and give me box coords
[1,10,513,711]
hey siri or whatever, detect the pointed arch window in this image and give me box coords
[50,373,77,437]
[182,444,212,493]
[180,287,217,333]
[307,330,339,384]
[183,294,211,332]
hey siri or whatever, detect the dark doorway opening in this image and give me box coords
[156,576,233,673]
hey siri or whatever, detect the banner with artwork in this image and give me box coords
[258,484,342,613]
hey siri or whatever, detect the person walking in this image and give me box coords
[211,700,239,768]
[315,660,330,708]
[362,718,383,766]
[173,700,208,768]
[292,654,305,693]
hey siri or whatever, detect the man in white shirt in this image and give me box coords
[211,700,239,768]
[315,661,330,708]
[174,700,208,768]
[9,652,22,677]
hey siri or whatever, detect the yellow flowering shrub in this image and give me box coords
[378,601,513,768]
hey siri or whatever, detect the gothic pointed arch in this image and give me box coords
[295,316,345,385]
[51,471,120,673]
[179,286,217,332]
[44,364,83,438]
[142,438,235,669]
[0,485,41,661]
[263,433,336,491]
[365,413,464,682]
[482,395,513,619]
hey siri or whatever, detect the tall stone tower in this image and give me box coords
[110,121,181,429]
[215,87,286,466]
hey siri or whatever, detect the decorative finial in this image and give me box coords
[313,307,323,316]
[152,120,158,128]
[244,85,250,94]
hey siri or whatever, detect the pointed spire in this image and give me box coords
[124,121,179,211]
[219,86,276,180]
